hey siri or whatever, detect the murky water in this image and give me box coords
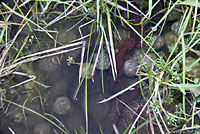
[1,2,200,134]
[0,15,150,133]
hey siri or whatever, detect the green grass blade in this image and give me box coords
[12,35,29,64]
[13,0,32,32]
[2,2,54,40]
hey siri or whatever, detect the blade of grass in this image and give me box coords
[67,15,88,32]
[130,120,151,134]
[166,5,192,65]
[13,0,32,32]
[106,6,117,80]
[181,35,186,117]
[128,72,164,134]
[168,29,200,67]
[43,1,75,28]
[125,0,147,19]
[148,0,152,18]
[179,1,200,7]
[101,46,105,93]
[104,0,143,17]
[96,0,100,31]
[2,2,53,39]
[0,21,27,73]
[44,113,70,133]
[1,42,83,78]
[98,77,148,103]
[12,35,29,63]
[35,0,39,28]
[0,26,6,43]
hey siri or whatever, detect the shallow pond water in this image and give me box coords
[0,16,151,134]
[1,2,200,134]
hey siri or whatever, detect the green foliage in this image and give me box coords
[66,56,75,66]
[1,0,200,134]
[194,96,200,103]
[164,94,174,105]
[150,101,160,113]
[194,78,200,84]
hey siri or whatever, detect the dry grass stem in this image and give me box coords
[107,8,117,80]
[152,109,165,134]
[10,75,36,89]
[148,105,155,134]
[79,41,86,84]
[0,21,27,68]
[44,4,82,29]
[1,41,84,78]
[98,77,148,103]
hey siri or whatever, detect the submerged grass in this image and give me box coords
[0,0,200,134]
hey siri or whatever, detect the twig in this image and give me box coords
[98,77,148,103]
[32,80,50,89]
[0,21,27,72]
[148,105,155,134]
[103,0,144,17]
[113,124,120,134]
[0,21,21,27]
[107,7,117,80]
[1,41,84,78]
[15,41,84,63]
[185,44,200,57]
[8,127,15,134]
[152,109,165,134]
[79,41,85,84]
[44,4,82,29]
[10,75,36,88]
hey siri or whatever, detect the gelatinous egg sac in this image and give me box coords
[167,8,182,22]
[153,35,164,50]
[186,56,200,78]
[123,59,138,77]
[81,63,95,79]
[53,97,72,115]
[93,52,110,70]
[164,32,177,49]
[34,123,51,134]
